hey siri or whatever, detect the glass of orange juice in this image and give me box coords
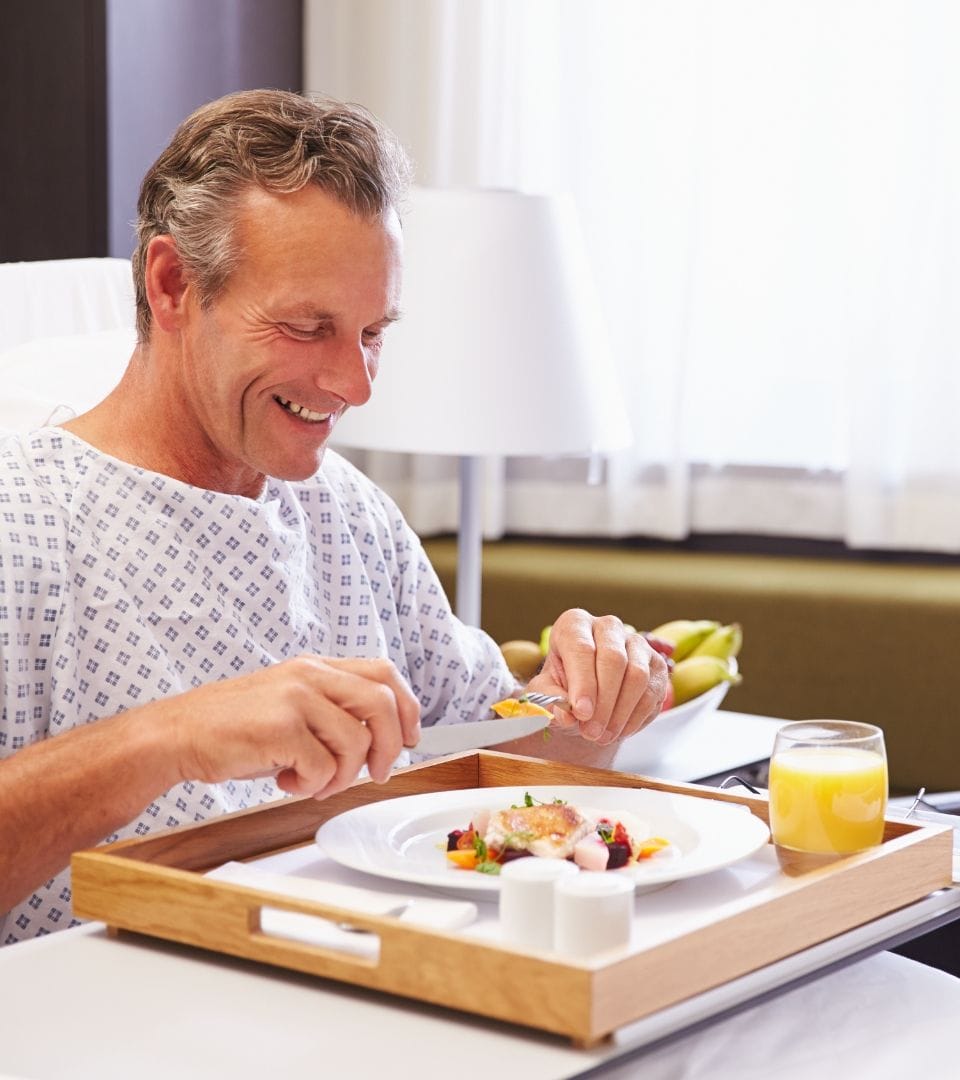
[768,720,888,873]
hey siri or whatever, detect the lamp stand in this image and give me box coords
[455,455,483,626]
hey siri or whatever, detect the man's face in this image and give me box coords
[176,184,403,494]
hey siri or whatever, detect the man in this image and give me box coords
[0,90,667,945]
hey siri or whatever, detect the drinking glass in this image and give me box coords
[768,720,888,873]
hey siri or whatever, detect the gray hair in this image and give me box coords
[132,89,411,341]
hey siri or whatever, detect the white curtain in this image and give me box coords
[304,0,960,552]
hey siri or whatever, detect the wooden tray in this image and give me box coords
[71,752,954,1045]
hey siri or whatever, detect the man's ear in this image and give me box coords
[144,235,191,332]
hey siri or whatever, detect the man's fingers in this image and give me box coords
[597,638,669,745]
[538,615,669,746]
[275,748,336,796]
[288,698,373,793]
[297,658,414,783]
[355,695,405,783]
[317,656,421,748]
[553,613,630,741]
[583,616,633,739]
[545,609,600,723]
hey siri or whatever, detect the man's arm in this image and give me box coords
[496,725,621,768]
[0,706,178,913]
[0,656,419,914]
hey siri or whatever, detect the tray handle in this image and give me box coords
[244,895,407,971]
[221,887,483,984]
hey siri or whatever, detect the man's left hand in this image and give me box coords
[524,609,669,747]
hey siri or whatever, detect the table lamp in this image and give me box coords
[331,186,631,626]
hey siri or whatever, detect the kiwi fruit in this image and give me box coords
[498,639,544,681]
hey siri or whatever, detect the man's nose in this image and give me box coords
[317,338,375,407]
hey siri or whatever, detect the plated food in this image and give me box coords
[445,791,671,875]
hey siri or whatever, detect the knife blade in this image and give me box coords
[414,712,552,756]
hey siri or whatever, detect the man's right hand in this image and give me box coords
[166,655,421,799]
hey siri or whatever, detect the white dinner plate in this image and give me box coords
[315,785,770,896]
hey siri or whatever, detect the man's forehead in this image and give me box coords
[226,183,403,311]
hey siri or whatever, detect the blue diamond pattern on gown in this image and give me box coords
[0,431,512,945]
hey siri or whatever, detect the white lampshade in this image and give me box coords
[331,186,632,626]
[332,186,631,456]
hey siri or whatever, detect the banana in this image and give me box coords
[670,655,741,705]
[648,619,720,661]
[689,623,742,661]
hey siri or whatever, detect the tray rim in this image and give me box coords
[70,751,954,1045]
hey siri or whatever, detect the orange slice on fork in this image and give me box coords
[490,696,553,719]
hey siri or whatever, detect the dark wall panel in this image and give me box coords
[107,0,303,258]
[0,0,108,260]
[0,0,303,263]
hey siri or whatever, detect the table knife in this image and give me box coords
[414,713,552,756]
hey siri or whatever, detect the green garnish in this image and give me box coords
[510,791,566,809]
[475,861,502,875]
[473,834,488,860]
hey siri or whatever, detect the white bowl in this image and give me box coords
[613,659,737,773]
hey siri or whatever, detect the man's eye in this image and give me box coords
[362,328,386,347]
[280,323,326,340]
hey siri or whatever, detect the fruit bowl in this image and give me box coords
[613,659,737,774]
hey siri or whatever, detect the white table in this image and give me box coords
[2,906,959,1080]
[1,711,958,1080]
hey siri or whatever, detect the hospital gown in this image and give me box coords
[0,429,513,944]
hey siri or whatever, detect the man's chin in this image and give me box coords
[270,447,327,482]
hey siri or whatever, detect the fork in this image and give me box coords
[336,900,411,933]
[519,691,573,712]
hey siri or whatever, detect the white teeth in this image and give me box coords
[276,396,331,423]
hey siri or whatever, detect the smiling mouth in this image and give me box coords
[275,396,333,424]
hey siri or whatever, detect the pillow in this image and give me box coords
[0,257,135,352]
[0,390,74,437]
[0,327,136,435]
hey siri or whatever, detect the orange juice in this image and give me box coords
[769,746,887,854]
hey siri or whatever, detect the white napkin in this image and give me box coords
[206,862,477,956]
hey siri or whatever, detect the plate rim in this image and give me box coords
[315,784,769,894]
